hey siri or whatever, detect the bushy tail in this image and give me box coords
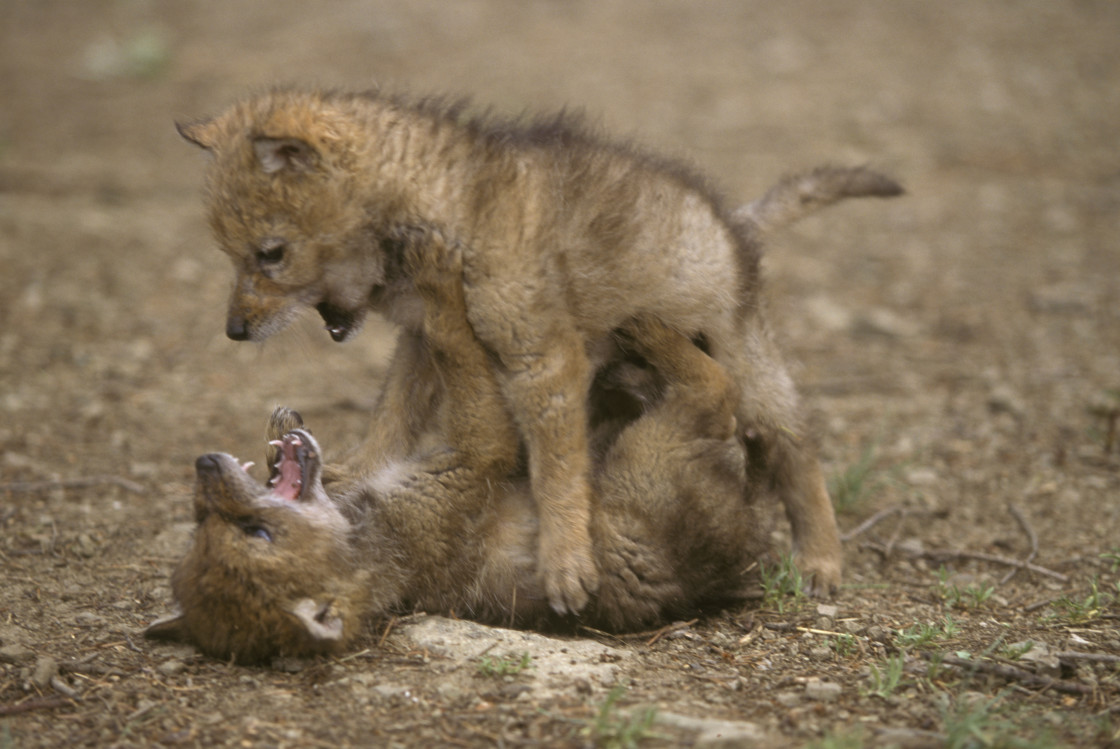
[735,166,903,234]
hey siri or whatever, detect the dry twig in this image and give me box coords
[0,696,73,716]
[860,541,1069,582]
[645,618,699,647]
[923,652,1095,695]
[1056,651,1120,665]
[376,616,399,648]
[998,504,1039,586]
[841,506,905,543]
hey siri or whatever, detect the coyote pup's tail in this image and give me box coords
[736,166,903,234]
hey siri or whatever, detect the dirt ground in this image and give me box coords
[2,1,1119,746]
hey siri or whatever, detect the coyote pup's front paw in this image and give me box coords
[540,524,600,615]
[795,547,842,599]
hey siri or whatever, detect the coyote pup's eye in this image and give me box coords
[239,522,273,543]
[256,239,287,268]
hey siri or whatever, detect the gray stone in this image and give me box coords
[655,711,768,747]
[805,679,842,702]
[0,644,34,665]
[31,656,59,688]
[397,615,629,700]
[157,659,187,677]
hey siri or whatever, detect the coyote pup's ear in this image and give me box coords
[287,598,345,642]
[252,137,320,174]
[176,119,222,151]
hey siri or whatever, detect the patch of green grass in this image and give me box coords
[934,567,995,610]
[583,687,661,749]
[1048,576,1116,624]
[477,651,533,677]
[1093,713,1119,746]
[1000,641,1036,661]
[758,553,808,614]
[808,727,867,749]
[828,443,882,514]
[864,653,908,699]
[896,622,938,649]
[941,692,1056,749]
[828,633,860,658]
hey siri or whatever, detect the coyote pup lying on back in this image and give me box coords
[178,86,901,610]
[147,241,776,664]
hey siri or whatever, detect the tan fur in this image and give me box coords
[147,240,776,663]
[178,86,901,603]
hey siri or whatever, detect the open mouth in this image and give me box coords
[315,301,360,342]
[267,432,315,501]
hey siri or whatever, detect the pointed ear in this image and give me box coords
[252,137,320,174]
[176,119,222,151]
[144,611,190,643]
[287,598,345,641]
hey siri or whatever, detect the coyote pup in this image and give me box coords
[178,86,900,609]
[147,241,775,663]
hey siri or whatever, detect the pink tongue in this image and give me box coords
[269,436,304,501]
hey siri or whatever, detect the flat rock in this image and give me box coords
[805,679,842,701]
[396,616,628,700]
[654,711,768,746]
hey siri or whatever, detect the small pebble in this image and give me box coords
[805,680,842,702]
[157,659,187,677]
[32,656,59,688]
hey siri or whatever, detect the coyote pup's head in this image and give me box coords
[146,429,371,664]
[178,90,398,343]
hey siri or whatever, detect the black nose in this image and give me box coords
[226,316,250,341]
[195,454,222,475]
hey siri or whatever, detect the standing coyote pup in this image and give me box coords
[178,86,901,610]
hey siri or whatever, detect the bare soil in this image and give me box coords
[2,1,1119,746]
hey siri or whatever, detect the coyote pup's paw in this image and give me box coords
[266,407,305,469]
[795,548,842,598]
[540,525,600,615]
[407,232,471,353]
[403,228,463,297]
[790,467,843,598]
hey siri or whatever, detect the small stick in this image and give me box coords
[859,541,1069,582]
[377,616,398,648]
[762,621,800,633]
[883,509,907,557]
[924,652,1095,695]
[841,506,904,543]
[1022,596,1062,613]
[1055,651,1120,665]
[0,696,73,716]
[50,675,81,700]
[645,618,699,647]
[0,475,145,495]
[999,504,1039,586]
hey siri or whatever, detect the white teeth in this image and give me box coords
[241,461,255,472]
[269,440,283,448]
